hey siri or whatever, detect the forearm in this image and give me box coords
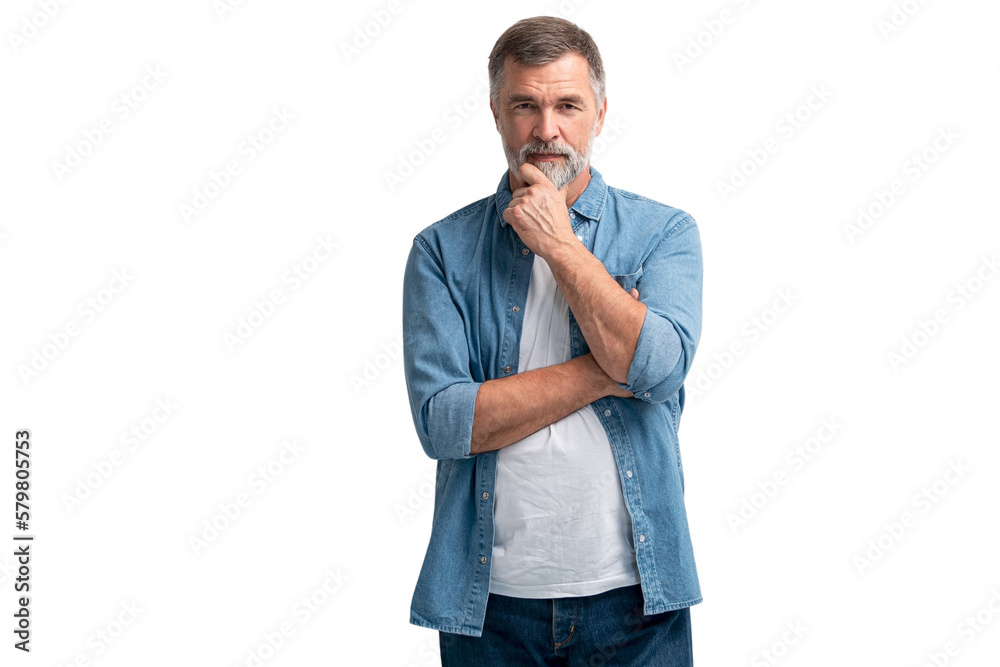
[546,243,646,383]
[470,353,621,454]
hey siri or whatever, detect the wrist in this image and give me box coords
[542,234,583,267]
[576,353,616,399]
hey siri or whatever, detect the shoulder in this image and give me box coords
[605,184,697,238]
[410,194,495,265]
[414,196,491,242]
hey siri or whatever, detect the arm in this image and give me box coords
[403,233,632,460]
[403,237,482,460]
[470,352,630,454]
[503,163,702,404]
[503,163,644,382]
[544,244,645,383]
[614,216,703,403]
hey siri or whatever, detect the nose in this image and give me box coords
[532,109,559,143]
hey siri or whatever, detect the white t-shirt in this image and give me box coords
[489,253,640,597]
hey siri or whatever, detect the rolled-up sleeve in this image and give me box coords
[402,235,480,460]
[617,215,702,404]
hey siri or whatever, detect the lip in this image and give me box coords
[529,153,566,161]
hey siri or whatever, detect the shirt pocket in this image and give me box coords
[610,264,643,293]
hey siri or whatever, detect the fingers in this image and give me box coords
[505,195,525,218]
[518,162,551,186]
[630,288,639,299]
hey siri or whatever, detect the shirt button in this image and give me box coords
[638,535,645,543]
[576,234,583,241]
[603,409,611,417]
[480,556,487,564]
[626,470,632,478]
[521,248,529,255]
[512,305,520,312]
[644,392,651,397]
[569,212,576,219]
[482,492,489,500]
[504,366,512,373]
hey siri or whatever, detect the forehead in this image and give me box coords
[501,53,593,101]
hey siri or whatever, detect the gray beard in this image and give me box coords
[503,127,596,190]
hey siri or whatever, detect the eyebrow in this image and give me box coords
[505,93,588,107]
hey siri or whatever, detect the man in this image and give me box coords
[402,16,703,666]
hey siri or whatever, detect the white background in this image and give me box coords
[2,0,998,665]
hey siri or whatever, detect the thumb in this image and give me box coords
[518,162,552,187]
[630,288,639,300]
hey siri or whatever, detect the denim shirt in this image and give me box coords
[402,167,703,637]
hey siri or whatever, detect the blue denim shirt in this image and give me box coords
[402,167,703,637]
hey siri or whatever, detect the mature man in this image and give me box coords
[402,16,703,666]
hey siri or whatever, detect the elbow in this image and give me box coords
[416,412,472,461]
[639,363,688,404]
[599,349,632,385]
[625,338,692,404]
[412,382,481,460]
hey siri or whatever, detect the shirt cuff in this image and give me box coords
[618,307,683,403]
[426,381,480,459]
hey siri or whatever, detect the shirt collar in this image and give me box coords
[494,165,608,226]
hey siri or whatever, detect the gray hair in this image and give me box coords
[488,16,606,111]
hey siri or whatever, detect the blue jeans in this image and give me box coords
[439,584,693,666]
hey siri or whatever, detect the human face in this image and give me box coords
[491,53,606,197]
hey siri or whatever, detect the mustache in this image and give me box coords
[518,141,574,160]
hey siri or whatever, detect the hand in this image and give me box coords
[503,163,577,260]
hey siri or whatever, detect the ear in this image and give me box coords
[594,96,608,137]
[489,98,500,131]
